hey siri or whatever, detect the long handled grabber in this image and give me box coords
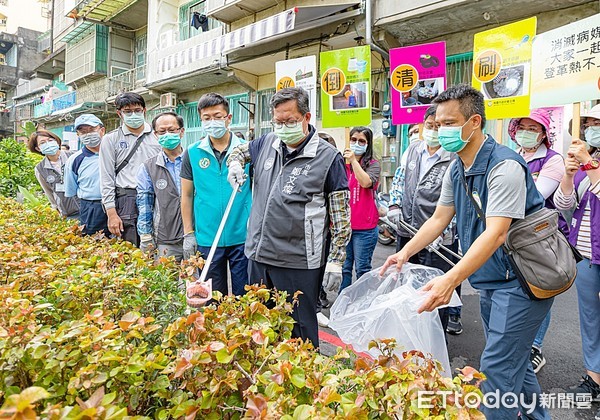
[397,219,462,267]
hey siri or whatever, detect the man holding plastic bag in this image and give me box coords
[381,85,551,420]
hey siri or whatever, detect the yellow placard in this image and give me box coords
[321,68,346,96]
[472,17,537,120]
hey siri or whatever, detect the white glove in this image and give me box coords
[139,234,156,254]
[227,161,246,189]
[323,262,342,303]
[429,235,443,251]
[387,207,401,226]
[183,232,197,260]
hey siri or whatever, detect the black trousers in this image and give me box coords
[248,260,321,348]
[396,236,461,333]
[115,189,139,247]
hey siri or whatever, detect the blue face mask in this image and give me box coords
[40,140,59,156]
[350,143,367,156]
[158,133,182,150]
[438,117,475,153]
[203,119,228,139]
[122,112,145,129]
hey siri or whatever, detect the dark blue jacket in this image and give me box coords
[451,136,544,289]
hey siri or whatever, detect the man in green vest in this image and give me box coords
[180,93,252,298]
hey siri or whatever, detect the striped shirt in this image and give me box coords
[554,177,600,259]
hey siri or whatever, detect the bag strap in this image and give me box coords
[459,166,486,224]
[115,132,146,176]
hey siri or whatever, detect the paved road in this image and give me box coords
[320,242,596,420]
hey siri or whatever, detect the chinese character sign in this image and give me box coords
[320,46,371,128]
[530,13,600,108]
[276,56,317,125]
[472,17,537,119]
[390,41,446,125]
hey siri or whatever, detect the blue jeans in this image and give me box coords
[575,259,600,374]
[340,227,378,291]
[479,285,552,420]
[196,244,248,296]
[532,311,551,350]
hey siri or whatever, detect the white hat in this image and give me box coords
[569,103,600,135]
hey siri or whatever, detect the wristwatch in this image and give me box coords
[581,159,600,171]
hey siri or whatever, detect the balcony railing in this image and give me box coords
[37,30,52,53]
[108,65,146,97]
[33,91,77,118]
[76,78,110,103]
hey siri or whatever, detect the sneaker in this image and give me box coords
[446,315,463,335]
[317,312,330,328]
[530,347,546,374]
[567,375,600,402]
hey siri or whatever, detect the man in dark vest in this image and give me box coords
[136,112,185,261]
[226,87,351,348]
[382,85,550,420]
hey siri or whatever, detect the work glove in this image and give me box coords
[186,278,213,308]
[429,235,443,251]
[183,232,197,260]
[323,262,343,304]
[139,234,156,254]
[227,161,246,190]
[387,206,401,226]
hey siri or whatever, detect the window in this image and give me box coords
[178,1,220,41]
[226,93,249,132]
[256,89,275,137]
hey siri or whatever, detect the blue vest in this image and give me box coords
[450,136,544,289]
[188,133,252,247]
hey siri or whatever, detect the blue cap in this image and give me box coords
[74,114,102,129]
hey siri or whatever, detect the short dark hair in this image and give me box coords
[424,105,437,121]
[61,144,70,150]
[115,92,145,110]
[270,87,310,115]
[197,93,229,114]
[28,130,62,155]
[433,84,486,129]
[152,112,184,131]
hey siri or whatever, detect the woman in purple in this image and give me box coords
[508,108,566,374]
[554,105,600,411]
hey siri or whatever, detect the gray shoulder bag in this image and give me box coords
[460,168,579,300]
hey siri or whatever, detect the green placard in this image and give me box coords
[320,46,371,128]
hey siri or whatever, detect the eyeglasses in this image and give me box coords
[518,125,543,133]
[120,109,144,117]
[271,120,302,129]
[156,128,182,136]
[349,137,368,146]
[201,116,228,122]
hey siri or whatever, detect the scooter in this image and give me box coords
[376,192,399,246]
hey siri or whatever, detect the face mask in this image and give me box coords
[158,133,182,150]
[122,112,145,129]
[274,124,306,145]
[350,143,367,155]
[423,128,439,147]
[80,132,102,148]
[584,126,600,148]
[40,140,59,156]
[438,117,475,153]
[203,119,228,139]
[515,130,542,149]
[409,133,420,142]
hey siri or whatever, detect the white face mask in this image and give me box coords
[515,130,542,149]
[409,132,420,142]
[423,128,439,147]
[584,126,600,148]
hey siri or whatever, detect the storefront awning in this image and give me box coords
[157,3,360,74]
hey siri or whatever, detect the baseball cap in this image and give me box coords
[74,114,102,130]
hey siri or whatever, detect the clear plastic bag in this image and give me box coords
[328,263,462,376]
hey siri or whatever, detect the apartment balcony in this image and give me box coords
[68,0,147,30]
[37,30,52,54]
[206,0,279,24]
[108,64,146,97]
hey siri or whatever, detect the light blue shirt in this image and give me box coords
[418,142,443,180]
[64,147,102,200]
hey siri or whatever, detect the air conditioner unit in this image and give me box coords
[371,89,383,112]
[160,92,177,108]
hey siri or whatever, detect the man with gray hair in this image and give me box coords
[226,87,351,348]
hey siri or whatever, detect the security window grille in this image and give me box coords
[257,89,275,137]
[134,33,147,80]
[178,0,220,41]
[226,93,249,132]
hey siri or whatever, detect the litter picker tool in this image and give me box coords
[397,219,462,267]
[186,187,238,307]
